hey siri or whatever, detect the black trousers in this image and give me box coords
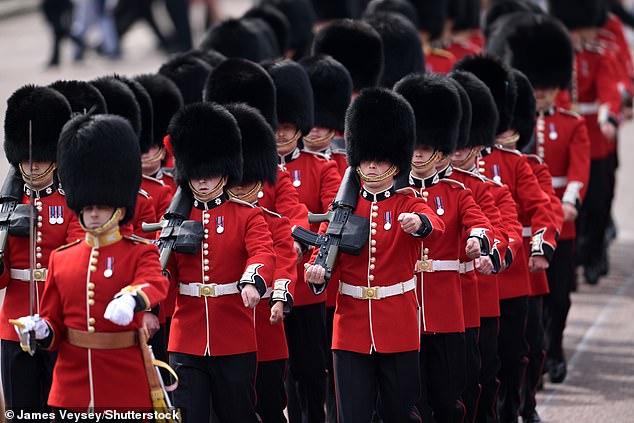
[419,333,467,423]
[577,158,611,269]
[463,327,482,423]
[476,317,500,423]
[325,306,337,423]
[333,349,421,423]
[284,302,327,423]
[256,359,288,423]
[545,239,575,361]
[163,0,192,51]
[170,351,259,423]
[1,339,56,411]
[497,296,529,423]
[521,296,546,417]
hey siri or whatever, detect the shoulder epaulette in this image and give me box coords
[430,48,456,60]
[453,167,488,182]
[142,174,166,186]
[124,235,153,244]
[584,42,604,54]
[440,178,466,189]
[396,186,420,198]
[301,149,329,161]
[557,108,582,119]
[524,154,544,165]
[495,145,522,156]
[55,239,81,251]
[229,198,255,208]
[160,168,174,178]
[261,207,282,218]
[138,189,150,199]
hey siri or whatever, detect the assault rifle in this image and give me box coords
[292,167,368,294]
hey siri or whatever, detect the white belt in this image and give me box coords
[522,227,532,238]
[339,277,416,300]
[551,176,568,189]
[459,261,475,274]
[415,259,461,273]
[179,282,240,298]
[577,102,599,115]
[10,268,47,282]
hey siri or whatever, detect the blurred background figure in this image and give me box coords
[70,0,120,60]
[41,0,83,66]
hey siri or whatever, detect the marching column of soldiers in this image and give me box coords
[0,0,629,422]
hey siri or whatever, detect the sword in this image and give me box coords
[27,120,36,355]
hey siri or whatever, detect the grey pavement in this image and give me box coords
[1,4,634,422]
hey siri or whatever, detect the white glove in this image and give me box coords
[104,294,136,326]
[12,315,50,340]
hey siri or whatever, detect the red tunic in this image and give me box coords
[141,175,173,217]
[155,168,177,195]
[280,149,341,306]
[312,186,445,354]
[532,108,591,240]
[255,209,297,362]
[0,184,83,342]
[410,176,494,333]
[40,234,168,411]
[425,47,457,74]
[167,194,275,356]
[444,38,481,62]
[124,189,157,238]
[479,146,557,299]
[259,166,309,231]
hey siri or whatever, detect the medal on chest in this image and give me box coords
[492,164,502,184]
[434,196,445,216]
[549,122,558,140]
[48,206,64,225]
[383,211,392,231]
[216,216,225,234]
[292,169,301,187]
[104,257,114,278]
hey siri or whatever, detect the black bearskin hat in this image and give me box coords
[449,70,499,148]
[548,0,602,29]
[483,0,543,37]
[448,77,473,151]
[394,73,462,155]
[184,48,227,68]
[451,0,480,31]
[200,18,278,62]
[299,54,352,133]
[346,87,415,174]
[488,13,572,89]
[159,54,213,104]
[204,58,278,129]
[113,75,154,156]
[262,0,316,59]
[410,0,449,40]
[134,73,184,152]
[90,76,142,137]
[4,85,71,167]
[225,103,278,186]
[168,102,243,186]
[363,0,420,28]
[312,19,384,91]
[244,5,291,53]
[57,114,141,224]
[364,12,424,88]
[49,80,107,115]
[510,69,536,151]
[264,59,314,135]
[452,54,517,135]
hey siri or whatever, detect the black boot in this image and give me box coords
[522,410,543,423]
[546,357,567,384]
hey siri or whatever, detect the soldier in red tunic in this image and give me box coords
[410,0,457,74]
[395,73,495,423]
[0,85,84,412]
[224,102,297,423]
[166,102,276,422]
[264,59,341,423]
[305,88,445,423]
[444,0,483,61]
[13,113,169,414]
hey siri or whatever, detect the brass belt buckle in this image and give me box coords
[417,259,433,273]
[199,284,216,297]
[362,286,380,300]
[33,269,45,282]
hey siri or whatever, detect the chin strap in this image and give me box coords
[356,164,399,183]
[188,176,226,201]
[452,147,479,169]
[226,181,262,203]
[302,130,335,150]
[19,162,57,186]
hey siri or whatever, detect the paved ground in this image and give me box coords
[1,3,634,422]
